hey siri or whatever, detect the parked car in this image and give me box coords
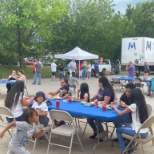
[91,59,121,76]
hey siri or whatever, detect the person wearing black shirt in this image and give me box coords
[112,83,136,142]
[114,83,136,128]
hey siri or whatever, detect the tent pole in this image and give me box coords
[79,60,80,79]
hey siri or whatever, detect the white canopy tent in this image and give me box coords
[55,47,98,60]
[55,47,98,77]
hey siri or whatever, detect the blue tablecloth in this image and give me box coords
[112,77,134,81]
[47,98,128,122]
[0,79,16,84]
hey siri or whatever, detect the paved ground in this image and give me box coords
[0,73,154,154]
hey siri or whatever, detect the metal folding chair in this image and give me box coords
[47,110,84,154]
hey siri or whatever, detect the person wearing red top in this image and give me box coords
[79,62,82,78]
[32,61,36,74]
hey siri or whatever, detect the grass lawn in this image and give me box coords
[0,65,51,79]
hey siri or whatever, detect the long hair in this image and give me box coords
[98,76,115,102]
[5,80,24,109]
[130,88,148,124]
[21,108,38,123]
[80,83,90,102]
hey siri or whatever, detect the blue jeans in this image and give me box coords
[116,125,148,151]
[113,114,131,128]
[59,71,63,79]
[87,118,104,133]
[82,70,87,79]
[39,116,49,127]
[33,72,41,84]
[6,115,22,123]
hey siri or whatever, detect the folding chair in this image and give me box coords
[122,115,154,154]
[47,110,84,154]
[112,78,124,92]
[133,79,145,94]
[0,106,15,138]
[74,116,87,137]
[29,124,51,154]
[146,104,153,117]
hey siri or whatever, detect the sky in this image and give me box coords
[113,0,151,14]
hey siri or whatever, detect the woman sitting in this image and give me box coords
[87,76,115,141]
[5,80,34,122]
[112,88,149,153]
[6,70,17,93]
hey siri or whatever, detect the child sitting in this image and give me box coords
[0,108,44,154]
[69,72,79,92]
[32,91,49,126]
[77,83,90,102]
[59,85,70,99]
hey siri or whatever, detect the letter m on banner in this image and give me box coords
[128,42,136,50]
[146,41,151,51]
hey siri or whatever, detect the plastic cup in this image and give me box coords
[56,100,60,108]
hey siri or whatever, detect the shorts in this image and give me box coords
[52,72,56,75]
[7,144,30,154]
[144,71,149,73]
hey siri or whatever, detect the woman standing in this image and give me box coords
[144,62,150,79]
[5,81,33,122]
[87,62,92,79]
[82,61,88,79]
[6,70,17,93]
[112,88,148,153]
[87,76,115,141]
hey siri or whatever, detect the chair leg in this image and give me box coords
[76,132,84,152]
[69,134,74,154]
[140,143,144,154]
[82,122,87,137]
[32,139,37,154]
[47,131,52,154]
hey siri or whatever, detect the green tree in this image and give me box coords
[0,0,67,67]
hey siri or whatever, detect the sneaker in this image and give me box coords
[89,132,97,139]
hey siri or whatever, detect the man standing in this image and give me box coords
[32,59,42,85]
[51,61,57,80]
[126,61,135,77]
[68,58,76,77]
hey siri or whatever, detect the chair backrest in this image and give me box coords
[146,104,153,117]
[50,110,73,124]
[133,79,141,87]
[137,115,154,132]
[112,79,120,84]
[151,78,154,91]
[0,106,14,117]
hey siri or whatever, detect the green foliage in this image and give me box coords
[0,0,154,65]
[0,0,68,67]
[0,65,51,79]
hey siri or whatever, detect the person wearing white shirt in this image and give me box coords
[32,91,49,126]
[112,88,149,153]
[51,61,57,80]
[68,58,76,77]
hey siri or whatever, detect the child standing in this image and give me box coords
[32,91,49,126]
[77,83,90,102]
[59,85,70,99]
[69,72,79,92]
[0,108,44,154]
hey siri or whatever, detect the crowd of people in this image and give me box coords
[0,59,153,154]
